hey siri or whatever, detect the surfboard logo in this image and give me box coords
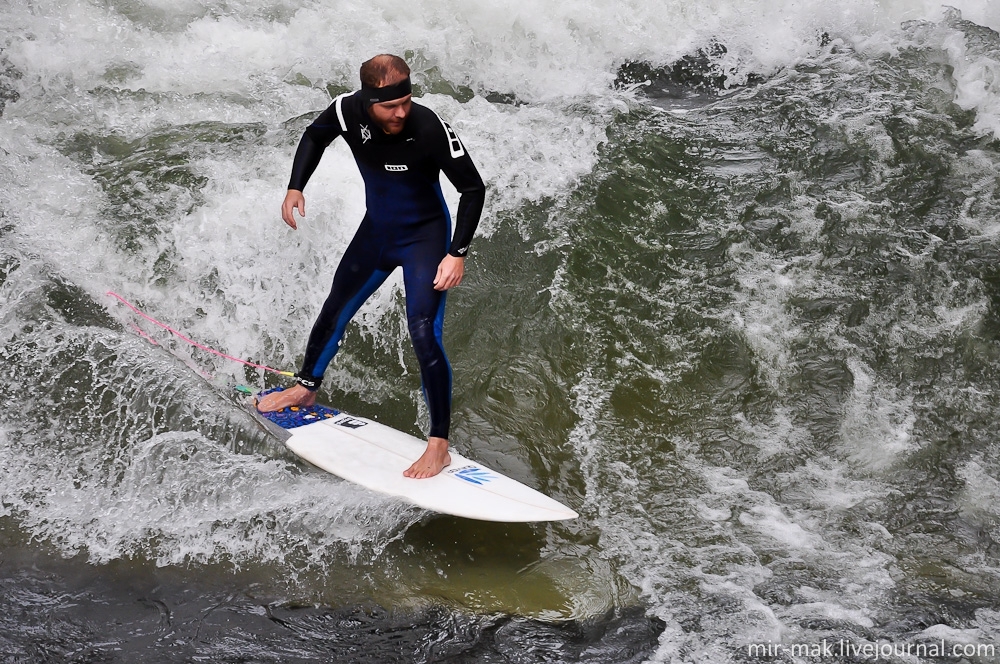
[334,416,367,429]
[449,466,495,485]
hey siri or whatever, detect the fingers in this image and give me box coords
[282,206,297,230]
[281,190,305,230]
[433,256,465,291]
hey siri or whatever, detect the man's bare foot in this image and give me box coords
[256,384,317,412]
[403,437,451,479]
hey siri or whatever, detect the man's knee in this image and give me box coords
[408,316,443,361]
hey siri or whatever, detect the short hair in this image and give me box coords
[360,54,410,88]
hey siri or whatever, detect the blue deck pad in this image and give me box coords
[255,387,340,430]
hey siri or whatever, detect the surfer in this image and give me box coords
[257,54,486,480]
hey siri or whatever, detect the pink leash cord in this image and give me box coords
[106,291,294,377]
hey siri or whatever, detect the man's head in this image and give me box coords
[360,54,412,135]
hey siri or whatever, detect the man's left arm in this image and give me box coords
[434,120,486,260]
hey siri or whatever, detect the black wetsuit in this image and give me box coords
[288,90,486,440]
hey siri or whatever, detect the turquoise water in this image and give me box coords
[3,1,1000,661]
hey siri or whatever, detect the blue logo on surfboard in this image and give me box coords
[449,466,495,486]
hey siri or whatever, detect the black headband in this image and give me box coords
[361,78,412,106]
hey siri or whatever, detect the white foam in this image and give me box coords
[953,150,1000,237]
[838,359,918,470]
[2,424,416,566]
[957,458,1000,539]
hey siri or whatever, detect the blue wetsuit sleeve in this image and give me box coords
[432,121,486,257]
[287,103,344,191]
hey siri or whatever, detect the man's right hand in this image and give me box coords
[281,189,306,229]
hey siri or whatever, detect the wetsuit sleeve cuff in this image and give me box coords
[295,373,322,391]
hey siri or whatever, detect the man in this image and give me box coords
[257,54,486,479]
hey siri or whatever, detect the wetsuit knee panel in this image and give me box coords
[408,316,442,355]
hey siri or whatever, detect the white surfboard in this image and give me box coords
[248,398,578,523]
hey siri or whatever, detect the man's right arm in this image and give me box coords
[287,105,343,191]
[287,131,330,192]
[283,101,347,226]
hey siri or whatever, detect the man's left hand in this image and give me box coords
[433,255,465,291]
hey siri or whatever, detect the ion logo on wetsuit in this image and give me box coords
[287,90,486,440]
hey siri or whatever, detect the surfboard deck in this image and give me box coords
[245,387,578,523]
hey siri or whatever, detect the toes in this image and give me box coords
[403,455,449,479]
